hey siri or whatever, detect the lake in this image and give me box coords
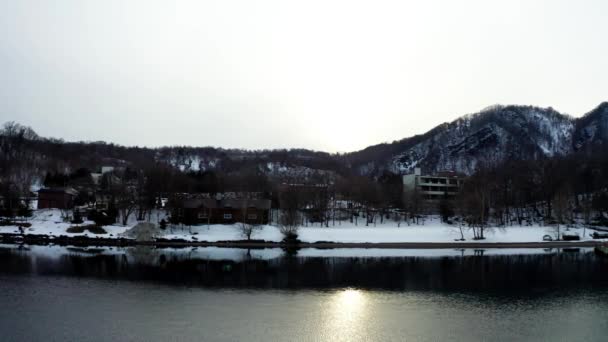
[1,245,607,341]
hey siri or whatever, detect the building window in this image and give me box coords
[223,213,233,220]
[198,212,208,219]
[247,213,258,220]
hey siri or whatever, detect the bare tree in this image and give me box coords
[403,187,422,225]
[552,185,571,240]
[117,194,137,226]
[59,208,72,222]
[109,175,137,226]
[239,200,261,241]
[458,170,492,240]
[239,221,258,241]
[279,209,300,242]
[278,185,301,242]
[438,193,454,223]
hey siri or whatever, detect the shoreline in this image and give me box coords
[0,232,602,249]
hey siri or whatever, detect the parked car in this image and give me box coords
[591,232,608,239]
[561,231,580,241]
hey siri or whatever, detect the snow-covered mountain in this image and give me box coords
[347,103,608,176]
[152,147,342,182]
[7,102,607,179]
[573,102,608,150]
[152,102,608,177]
[156,149,220,172]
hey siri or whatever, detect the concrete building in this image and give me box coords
[403,168,464,200]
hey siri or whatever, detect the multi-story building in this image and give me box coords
[402,168,464,200]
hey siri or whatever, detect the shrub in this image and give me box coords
[66,226,85,233]
[71,211,84,224]
[591,215,608,227]
[0,220,32,228]
[87,210,116,226]
[17,205,33,218]
[279,225,300,244]
[0,208,15,219]
[0,220,31,227]
[278,210,300,244]
[168,215,180,225]
[66,224,107,234]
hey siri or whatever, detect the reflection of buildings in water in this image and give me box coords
[0,245,604,291]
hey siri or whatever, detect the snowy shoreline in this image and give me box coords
[0,232,603,250]
[1,209,606,249]
[0,243,598,262]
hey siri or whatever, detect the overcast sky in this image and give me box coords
[1,1,607,152]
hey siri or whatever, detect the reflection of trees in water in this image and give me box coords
[1,248,607,291]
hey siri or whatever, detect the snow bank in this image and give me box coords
[120,222,162,242]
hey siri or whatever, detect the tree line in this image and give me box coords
[2,121,608,237]
[454,153,608,238]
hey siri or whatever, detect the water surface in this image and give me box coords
[1,245,607,341]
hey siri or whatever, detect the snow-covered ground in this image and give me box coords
[1,209,606,244]
[0,209,130,238]
[163,222,604,243]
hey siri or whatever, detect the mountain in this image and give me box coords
[345,103,608,175]
[2,102,608,181]
[153,147,344,182]
[573,102,608,151]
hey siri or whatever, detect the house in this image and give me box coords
[173,196,272,225]
[90,172,103,186]
[95,191,113,210]
[37,188,78,209]
[101,166,115,174]
[66,173,97,204]
[403,168,464,200]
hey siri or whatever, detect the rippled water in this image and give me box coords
[1,245,607,341]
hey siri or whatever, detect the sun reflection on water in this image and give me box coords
[320,288,370,341]
[336,288,365,313]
